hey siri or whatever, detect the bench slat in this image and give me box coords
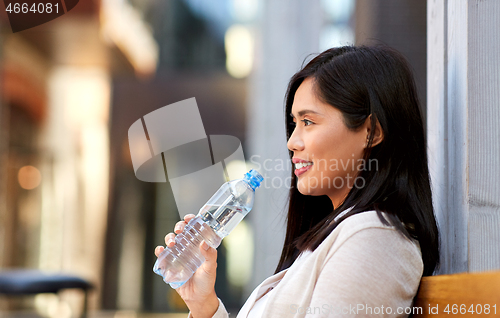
[413,270,500,317]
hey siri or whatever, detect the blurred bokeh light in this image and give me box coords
[17,165,42,190]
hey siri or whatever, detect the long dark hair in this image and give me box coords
[275,45,440,277]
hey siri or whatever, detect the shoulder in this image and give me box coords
[322,210,423,268]
[322,211,424,288]
[334,210,415,243]
[267,211,423,315]
[335,209,395,233]
[305,212,424,313]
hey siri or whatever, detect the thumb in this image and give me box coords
[199,241,218,275]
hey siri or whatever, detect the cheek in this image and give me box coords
[308,138,323,157]
[319,134,364,172]
[307,129,337,156]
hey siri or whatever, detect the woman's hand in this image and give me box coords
[154,214,220,318]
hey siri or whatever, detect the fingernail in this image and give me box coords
[203,241,209,250]
[174,225,181,232]
[168,239,174,245]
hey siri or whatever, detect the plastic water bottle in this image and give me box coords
[153,169,264,289]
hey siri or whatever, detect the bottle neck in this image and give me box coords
[244,177,259,191]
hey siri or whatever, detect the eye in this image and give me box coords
[301,119,313,126]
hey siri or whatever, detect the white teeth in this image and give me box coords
[295,162,313,169]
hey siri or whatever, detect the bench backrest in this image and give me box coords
[412,270,500,317]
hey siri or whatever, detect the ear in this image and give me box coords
[364,114,384,148]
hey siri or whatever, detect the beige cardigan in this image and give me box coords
[188,210,424,318]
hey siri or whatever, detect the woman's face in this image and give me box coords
[287,77,369,208]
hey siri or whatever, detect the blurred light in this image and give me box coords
[244,159,260,172]
[18,165,42,190]
[35,294,72,318]
[231,0,259,22]
[35,294,57,317]
[62,68,110,127]
[49,300,72,318]
[321,0,355,22]
[39,66,110,279]
[183,0,233,39]
[320,25,354,51]
[226,159,248,179]
[50,67,110,129]
[225,24,254,78]
[101,0,158,77]
[223,219,253,287]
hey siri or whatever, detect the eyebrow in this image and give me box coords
[290,109,322,118]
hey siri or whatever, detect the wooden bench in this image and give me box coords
[412,270,500,317]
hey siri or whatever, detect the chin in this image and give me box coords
[296,178,325,196]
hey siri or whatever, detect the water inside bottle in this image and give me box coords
[200,204,249,238]
[153,216,221,288]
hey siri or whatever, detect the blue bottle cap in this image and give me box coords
[244,169,263,190]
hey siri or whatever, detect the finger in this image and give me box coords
[174,221,187,234]
[155,246,164,257]
[199,241,218,276]
[184,214,196,223]
[164,233,175,246]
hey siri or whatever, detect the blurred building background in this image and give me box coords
[0,0,498,317]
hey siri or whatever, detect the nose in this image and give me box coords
[287,128,304,152]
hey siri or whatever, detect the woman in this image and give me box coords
[155,45,440,318]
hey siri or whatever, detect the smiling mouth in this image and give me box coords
[294,162,313,176]
[294,162,313,169]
